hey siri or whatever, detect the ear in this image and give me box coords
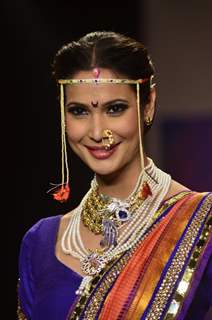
[143,87,156,122]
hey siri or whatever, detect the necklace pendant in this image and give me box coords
[81,252,106,275]
[101,219,118,247]
[107,201,131,223]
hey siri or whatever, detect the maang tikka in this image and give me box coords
[91,68,100,108]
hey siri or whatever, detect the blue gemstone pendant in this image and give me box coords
[115,208,131,222]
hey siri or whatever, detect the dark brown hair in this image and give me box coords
[52,31,156,130]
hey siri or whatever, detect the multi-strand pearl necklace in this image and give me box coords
[61,158,171,294]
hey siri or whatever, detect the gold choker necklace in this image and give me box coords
[82,179,152,247]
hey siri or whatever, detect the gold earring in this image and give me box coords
[102,129,114,149]
[145,117,152,126]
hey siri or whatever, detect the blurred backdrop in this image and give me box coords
[3,1,212,318]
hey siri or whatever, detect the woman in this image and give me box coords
[17,31,212,320]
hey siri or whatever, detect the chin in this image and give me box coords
[87,162,119,176]
[77,148,120,175]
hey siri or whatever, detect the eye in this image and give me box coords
[107,103,128,115]
[66,105,88,117]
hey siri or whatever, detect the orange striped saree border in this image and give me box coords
[165,198,212,319]
[99,193,199,319]
[143,193,211,320]
[68,193,191,319]
[68,192,210,320]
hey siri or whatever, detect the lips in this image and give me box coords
[85,143,120,160]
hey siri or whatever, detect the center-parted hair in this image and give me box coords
[52,31,155,109]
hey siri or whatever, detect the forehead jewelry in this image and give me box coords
[50,76,151,202]
[102,129,114,150]
[91,68,100,108]
[93,67,100,79]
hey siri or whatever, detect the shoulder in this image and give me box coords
[21,214,62,248]
[167,179,212,205]
[19,214,64,273]
[164,179,190,202]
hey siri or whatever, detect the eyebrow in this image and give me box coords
[65,101,87,108]
[65,99,129,109]
[103,99,129,107]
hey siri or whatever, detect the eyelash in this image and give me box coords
[107,103,128,115]
[67,106,88,116]
[66,103,128,117]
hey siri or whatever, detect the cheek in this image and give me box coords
[65,116,85,143]
[115,111,139,140]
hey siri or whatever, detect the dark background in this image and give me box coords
[4,1,143,318]
[3,1,212,319]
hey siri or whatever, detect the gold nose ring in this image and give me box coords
[102,129,114,149]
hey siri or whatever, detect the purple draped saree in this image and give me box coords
[17,192,212,319]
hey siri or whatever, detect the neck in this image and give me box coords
[95,155,149,200]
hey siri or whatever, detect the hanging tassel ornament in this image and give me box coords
[51,183,70,202]
[47,83,70,202]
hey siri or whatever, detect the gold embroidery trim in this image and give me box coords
[156,192,191,219]
[145,194,212,320]
[68,234,143,319]
[68,192,191,320]
[17,279,28,320]
[164,208,212,319]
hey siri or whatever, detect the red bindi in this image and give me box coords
[91,101,99,108]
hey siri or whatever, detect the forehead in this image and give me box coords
[65,69,136,102]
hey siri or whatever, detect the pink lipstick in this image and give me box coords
[85,143,119,160]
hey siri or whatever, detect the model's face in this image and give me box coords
[64,69,141,176]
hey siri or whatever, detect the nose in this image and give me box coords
[88,114,108,143]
